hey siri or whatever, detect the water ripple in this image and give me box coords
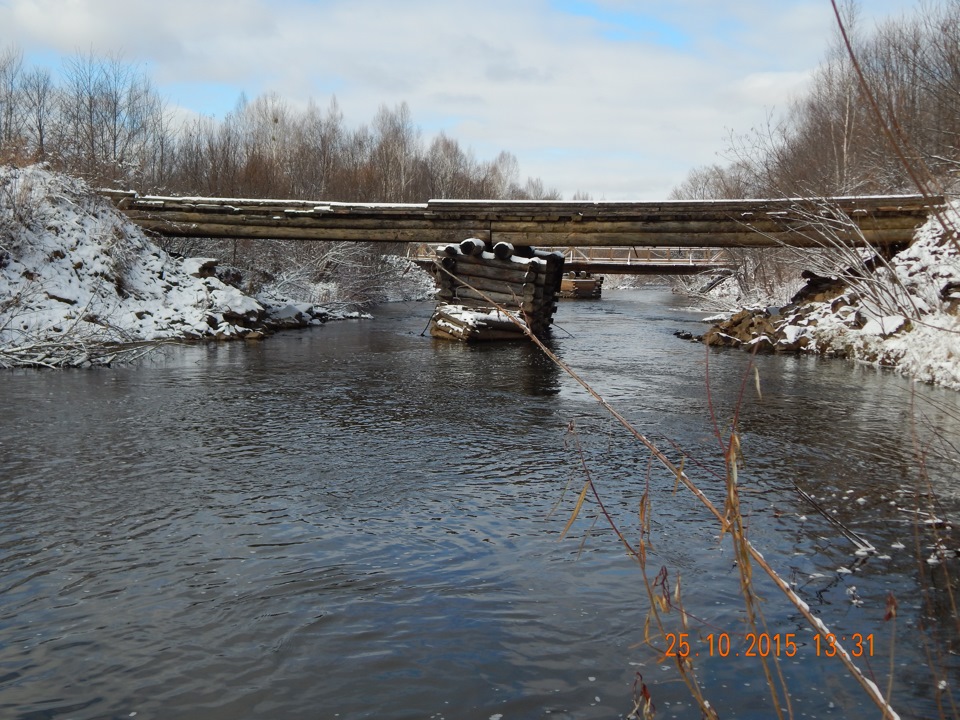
[1,294,957,718]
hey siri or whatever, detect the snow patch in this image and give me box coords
[0,165,363,367]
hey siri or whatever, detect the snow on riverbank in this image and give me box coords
[0,166,369,368]
[700,205,960,390]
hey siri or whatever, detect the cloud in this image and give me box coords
[0,0,923,199]
[724,70,813,108]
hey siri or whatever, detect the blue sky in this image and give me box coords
[550,1,691,47]
[0,0,926,199]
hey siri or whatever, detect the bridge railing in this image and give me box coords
[558,247,728,264]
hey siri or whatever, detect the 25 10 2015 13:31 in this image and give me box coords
[664,632,875,658]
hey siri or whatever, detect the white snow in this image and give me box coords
[439,305,524,329]
[781,324,806,344]
[860,315,907,336]
[706,202,960,390]
[0,165,367,367]
[437,241,548,267]
[181,257,218,277]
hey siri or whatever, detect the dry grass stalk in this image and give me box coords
[434,262,904,718]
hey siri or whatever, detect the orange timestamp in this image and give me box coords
[664,632,875,659]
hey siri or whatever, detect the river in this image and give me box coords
[1,289,958,719]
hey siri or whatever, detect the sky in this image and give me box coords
[0,0,926,200]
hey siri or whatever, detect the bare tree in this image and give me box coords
[668,162,756,200]
[511,176,562,200]
[55,51,167,185]
[371,101,420,202]
[0,46,24,157]
[422,132,472,199]
[19,66,53,161]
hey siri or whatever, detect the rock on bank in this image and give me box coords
[0,165,365,368]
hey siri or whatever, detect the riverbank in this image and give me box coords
[0,165,420,368]
[694,206,960,391]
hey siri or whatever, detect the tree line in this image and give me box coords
[0,48,560,202]
[666,1,960,306]
[672,1,960,201]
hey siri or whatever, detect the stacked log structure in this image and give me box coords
[432,239,564,340]
[559,271,604,299]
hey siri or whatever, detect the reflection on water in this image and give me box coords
[1,290,958,719]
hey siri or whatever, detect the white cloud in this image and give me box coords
[724,70,813,107]
[0,0,923,200]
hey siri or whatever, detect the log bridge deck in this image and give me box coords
[101,192,941,250]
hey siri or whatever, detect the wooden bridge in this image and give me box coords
[558,246,730,274]
[101,191,940,250]
[98,190,943,339]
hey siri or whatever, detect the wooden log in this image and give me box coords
[451,286,536,307]
[493,241,515,260]
[436,256,536,284]
[117,193,937,218]
[445,250,545,273]
[437,281,456,298]
[449,275,535,298]
[426,196,937,218]
[134,208,925,238]
[480,217,928,235]
[128,219,485,243]
[128,218,919,247]
[488,228,917,248]
[450,266,536,285]
[429,323,526,342]
[432,306,524,333]
[128,197,431,214]
[460,238,486,256]
[127,210,462,229]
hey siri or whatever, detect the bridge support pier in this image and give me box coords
[429,239,564,341]
[559,271,604,299]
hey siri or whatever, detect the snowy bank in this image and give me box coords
[698,204,960,390]
[0,166,369,368]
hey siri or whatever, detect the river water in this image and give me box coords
[1,289,958,720]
